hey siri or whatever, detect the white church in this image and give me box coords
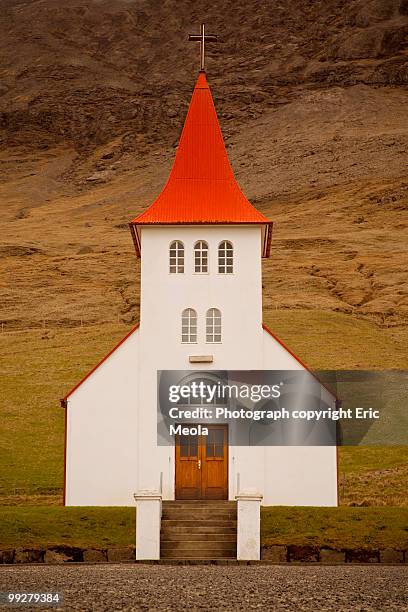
[61,65,338,510]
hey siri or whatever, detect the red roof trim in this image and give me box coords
[61,323,140,404]
[130,220,269,225]
[63,404,67,505]
[262,323,338,399]
[129,223,141,258]
[129,220,273,259]
[262,222,273,258]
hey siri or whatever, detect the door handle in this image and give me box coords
[197,459,201,470]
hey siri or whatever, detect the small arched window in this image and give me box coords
[182,308,197,343]
[218,241,233,274]
[206,308,222,343]
[194,241,208,273]
[169,241,184,273]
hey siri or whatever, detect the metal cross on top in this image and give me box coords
[188,24,218,72]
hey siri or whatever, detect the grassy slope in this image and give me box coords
[262,310,408,370]
[0,507,134,549]
[0,323,129,500]
[0,506,406,550]
[1,311,407,505]
[261,507,408,550]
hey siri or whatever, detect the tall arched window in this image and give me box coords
[194,241,208,273]
[218,241,233,274]
[206,308,222,343]
[169,241,184,273]
[182,308,197,343]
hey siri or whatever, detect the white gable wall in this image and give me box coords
[65,329,140,505]
[263,328,337,505]
[231,329,338,506]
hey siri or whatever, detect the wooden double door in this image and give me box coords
[175,425,228,500]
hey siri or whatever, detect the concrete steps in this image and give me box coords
[162,519,237,528]
[162,532,236,542]
[161,525,237,535]
[162,509,237,520]
[160,501,237,560]
[162,500,237,506]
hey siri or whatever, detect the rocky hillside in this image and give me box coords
[0,0,407,332]
[1,0,407,151]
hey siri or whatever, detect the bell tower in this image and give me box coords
[129,70,272,370]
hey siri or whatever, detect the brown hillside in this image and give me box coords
[0,0,407,340]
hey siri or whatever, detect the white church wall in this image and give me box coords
[260,328,338,506]
[139,224,264,368]
[263,446,338,506]
[134,228,338,505]
[136,225,266,496]
[231,444,265,498]
[65,329,140,506]
[65,223,338,508]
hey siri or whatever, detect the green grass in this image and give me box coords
[0,507,135,549]
[261,506,408,549]
[263,309,408,370]
[0,323,130,499]
[0,506,406,551]
[339,446,408,473]
[338,447,408,507]
[0,312,407,505]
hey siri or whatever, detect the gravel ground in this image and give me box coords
[0,564,407,611]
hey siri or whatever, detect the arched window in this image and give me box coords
[169,241,184,273]
[182,308,197,343]
[218,241,233,274]
[206,308,222,343]
[194,241,208,273]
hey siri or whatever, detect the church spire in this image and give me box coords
[130,72,272,257]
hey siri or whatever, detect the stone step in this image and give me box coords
[161,548,236,559]
[161,519,237,528]
[161,525,237,535]
[161,509,236,512]
[161,540,236,552]
[160,532,236,542]
[162,501,237,506]
[162,509,237,520]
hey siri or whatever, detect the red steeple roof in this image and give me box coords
[130,72,272,256]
